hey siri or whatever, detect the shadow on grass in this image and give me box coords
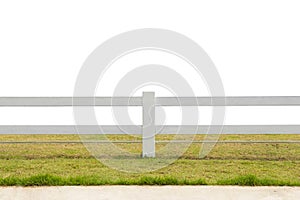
[180,155,300,161]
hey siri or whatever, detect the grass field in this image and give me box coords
[0,134,299,186]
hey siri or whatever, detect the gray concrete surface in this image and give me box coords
[0,186,299,200]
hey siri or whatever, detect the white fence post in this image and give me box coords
[142,92,156,158]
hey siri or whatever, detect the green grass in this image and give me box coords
[217,174,300,186]
[0,134,299,186]
[0,174,298,186]
[0,174,207,186]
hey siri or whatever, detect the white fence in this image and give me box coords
[1,92,300,157]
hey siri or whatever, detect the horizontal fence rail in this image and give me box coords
[0,97,142,106]
[157,96,300,106]
[1,93,300,157]
[1,125,300,134]
[1,96,300,106]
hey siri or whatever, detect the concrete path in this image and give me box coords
[0,186,299,200]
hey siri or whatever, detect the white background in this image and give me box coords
[0,0,300,125]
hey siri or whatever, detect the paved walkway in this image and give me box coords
[0,186,299,200]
